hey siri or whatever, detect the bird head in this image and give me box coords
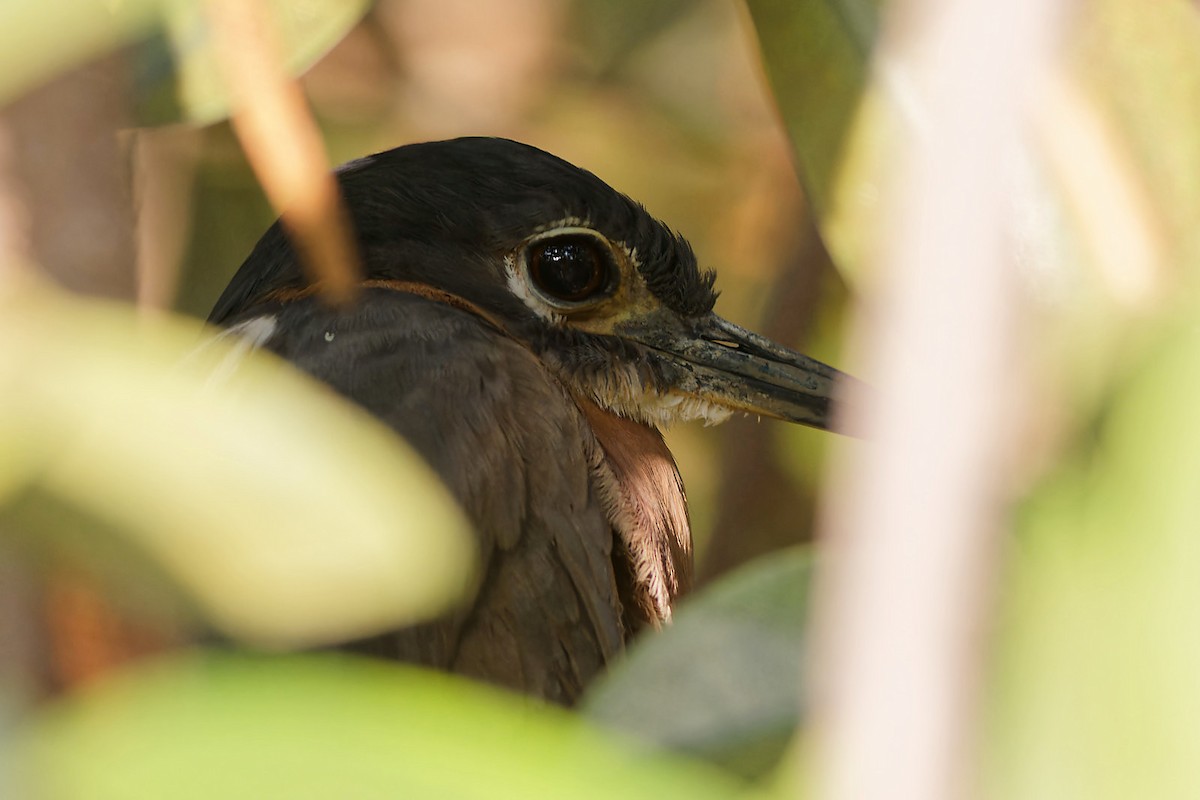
[210,137,847,431]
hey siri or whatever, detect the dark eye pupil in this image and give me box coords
[528,237,607,303]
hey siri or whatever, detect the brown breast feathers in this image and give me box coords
[575,398,692,634]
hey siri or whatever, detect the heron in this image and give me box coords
[209,137,846,705]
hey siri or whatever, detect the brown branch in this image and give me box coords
[204,0,360,305]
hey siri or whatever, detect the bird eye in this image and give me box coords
[525,234,613,305]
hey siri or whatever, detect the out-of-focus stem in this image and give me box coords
[807,2,1064,799]
[204,0,360,305]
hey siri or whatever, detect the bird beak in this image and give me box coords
[625,312,850,432]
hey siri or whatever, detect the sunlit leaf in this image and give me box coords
[985,319,1200,799]
[743,0,878,223]
[145,0,370,125]
[0,0,368,125]
[742,0,894,288]
[1018,0,1200,422]
[0,0,160,107]
[15,653,751,800]
[0,279,475,648]
[1075,0,1200,278]
[585,548,811,779]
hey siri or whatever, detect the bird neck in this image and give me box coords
[575,398,692,629]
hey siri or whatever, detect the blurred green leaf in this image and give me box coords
[0,0,160,107]
[584,548,811,779]
[985,319,1200,799]
[740,0,899,286]
[143,0,370,125]
[15,652,752,800]
[743,0,878,223]
[573,0,697,76]
[0,0,367,125]
[0,279,475,648]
